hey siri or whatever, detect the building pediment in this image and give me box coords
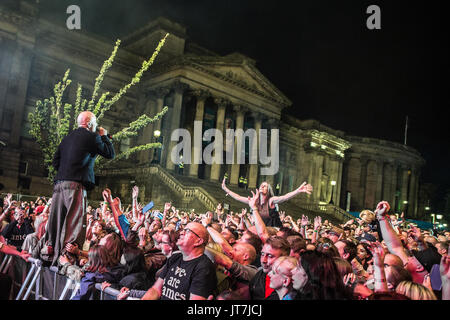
[188,55,292,108]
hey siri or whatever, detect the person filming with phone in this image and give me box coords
[38,111,115,266]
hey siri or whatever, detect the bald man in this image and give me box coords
[40,111,115,265]
[142,222,217,300]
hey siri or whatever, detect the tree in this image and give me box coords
[29,34,170,181]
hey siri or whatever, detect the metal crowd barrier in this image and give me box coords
[0,255,83,300]
[94,283,140,300]
[0,254,142,300]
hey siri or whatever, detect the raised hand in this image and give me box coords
[343,273,356,287]
[301,215,309,227]
[164,202,172,213]
[314,216,322,230]
[102,188,112,203]
[138,227,148,242]
[297,182,313,195]
[247,189,260,209]
[368,242,385,268]
[202,213,212,227]
[374,201,390,219]
[423,274,433,292]
[132,186,139,199]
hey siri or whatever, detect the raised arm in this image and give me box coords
[248,189,269,244]
[369,242,389,292]
[270,182,313,205]
[375,201,409,264]
[205,246,234,269]
[131,186,139,222]
[222,178,249,204]
[103,189,126,240]
[203,215,233,257]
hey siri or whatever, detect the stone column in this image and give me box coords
[189,89,209,177]
[165,80,189,171]
[391,162,399,208]
[312,153,324,203]
[138,94,155,164]
[413,170,420,217]
[328,157,340,205]
[149,87,169,164]
[153,87,170,133]
[0,37,14,127]
[230,105,246,186]
[375,160,384,204]
[408,168,417,218]
[360,157,369,209]
[399,165,410,214]
[336,159,343,207]
[248,112,262,189]
[7,43,34,148]
[210,97,227,181]
[382,163,393,203]
[264,118,278,187]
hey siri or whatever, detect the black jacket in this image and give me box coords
[53,128,115,190]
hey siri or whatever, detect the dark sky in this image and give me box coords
[37,0,449,210]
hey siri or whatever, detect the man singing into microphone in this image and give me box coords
[40,111,115,266]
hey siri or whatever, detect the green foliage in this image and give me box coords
[29,34,170,181]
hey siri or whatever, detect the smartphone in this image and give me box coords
[152,210,163,220]
[143,201,154,213]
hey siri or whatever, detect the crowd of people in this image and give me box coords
[1,111,449,301]
[1,184,449,300]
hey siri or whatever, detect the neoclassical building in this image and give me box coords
[0,2,424,222]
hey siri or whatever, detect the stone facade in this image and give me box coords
[0,2,424,216]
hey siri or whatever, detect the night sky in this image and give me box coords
[37,0,449,211]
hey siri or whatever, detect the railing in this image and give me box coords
[152,165,216,211]
[99,165,217,212]
[0,254,134,300]
[297,202,354,223]
[0,193,52,202]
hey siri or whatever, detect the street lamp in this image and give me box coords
[152,130,162,164]
[329,181,336,205]
[436,214,443,220]
[431,213,435,226]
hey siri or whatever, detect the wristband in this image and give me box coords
[251,207,258,211]
[206,223,212,228]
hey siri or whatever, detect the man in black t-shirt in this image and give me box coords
[142,222,217,300]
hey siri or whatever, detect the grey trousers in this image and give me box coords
[44,181,87,266]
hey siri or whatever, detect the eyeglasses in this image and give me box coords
[184,228,201,239]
